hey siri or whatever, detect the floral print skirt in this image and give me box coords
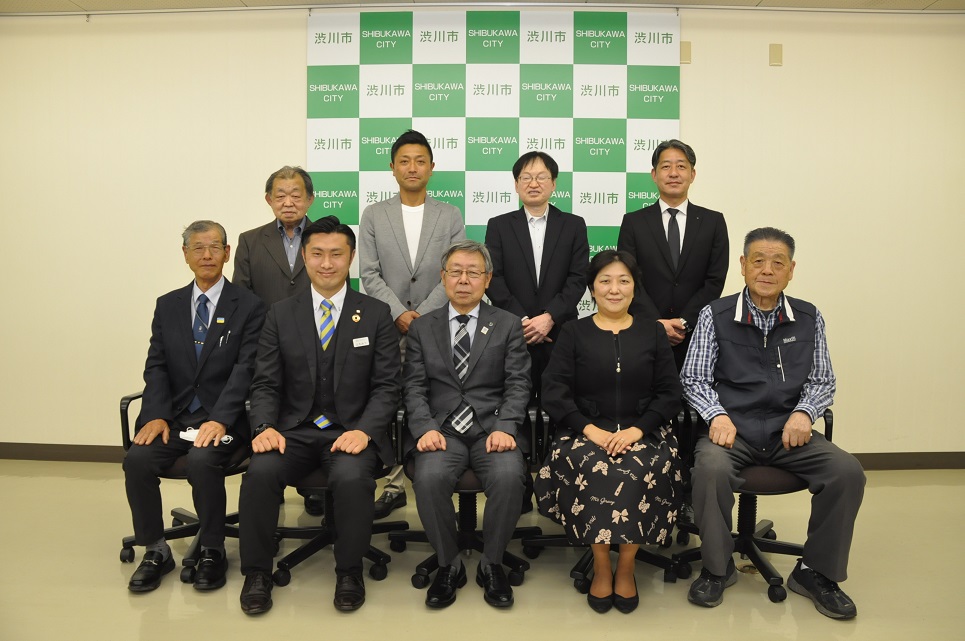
[534,426,682,546]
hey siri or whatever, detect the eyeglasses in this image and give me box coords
[444,269,486,281]
[517,174,553,185]
[187,243,226,256]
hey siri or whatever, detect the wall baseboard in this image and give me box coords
[0,443,962,470]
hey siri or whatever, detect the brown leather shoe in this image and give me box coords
[333,574,365,611]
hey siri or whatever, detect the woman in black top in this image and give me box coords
[535,250,682,614]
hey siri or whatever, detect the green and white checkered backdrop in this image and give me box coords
[306,9,680,304]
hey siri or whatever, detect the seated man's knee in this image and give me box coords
[327,455,376,492]
[122,443,163,477]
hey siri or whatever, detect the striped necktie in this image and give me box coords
[450,314,473,433]
[313,299,336,429]
[188,294,209,412]
[319,299,335,351]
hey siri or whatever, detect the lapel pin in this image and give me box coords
[481,326,489,335]
[352,310,361,322]
[216,317,225,324]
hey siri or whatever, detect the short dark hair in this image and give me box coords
[182,220,227,247]
[265,165,314,196]
[512,151,559,181]
[586,250,642,299]
[743,227,796,259]
[651,139,697,169]
[391,129,433,164]
[302,215,356,252]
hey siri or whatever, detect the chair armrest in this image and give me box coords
[822,408,833,442]
[120,391,144,451]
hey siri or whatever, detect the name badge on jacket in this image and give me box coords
[353,337,370,347]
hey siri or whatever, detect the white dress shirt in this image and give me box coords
[525,206,549,285]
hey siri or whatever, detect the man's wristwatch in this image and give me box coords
[679,318,691,333]
[253,423,274,437]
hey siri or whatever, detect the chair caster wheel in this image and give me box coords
[522,546,541,559]
[662,568,677,583]
[675,562,692,580]
[389,540,406,553]
[573,578,591,594]
[676,531,690,546]
[120,547,135,563]
[180,566,196,583]
[411,573,430,589]
[369,564,388,581]
[273,569,291,586]
[763,530,777,541]
[768,585,787,602]
[508,570,524,586]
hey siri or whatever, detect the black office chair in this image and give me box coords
[387,407,543,588]
[269,407,410,586]
[671,408,834,603]
[519,408,689,590]
[118,391,249,583]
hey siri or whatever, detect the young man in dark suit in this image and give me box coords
[124,220,267,593]
[617,139,729,371]
[238,216,401,615]
[404,240,532,610]
[485,151,589,397]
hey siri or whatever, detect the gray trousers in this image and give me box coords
[412,434,526,568]
[691,432,865,582]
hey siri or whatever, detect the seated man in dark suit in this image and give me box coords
[404,239,532,609]
[238,216,401,615]
[124,220,267,593]
[681,227,864,619]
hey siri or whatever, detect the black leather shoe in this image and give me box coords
[426,563,467,609]
[587,591,613,613]
[475,563,514,608]
[787,560,857,619]
[304,494,326,517]
[373,490,407,520]
[333,574,366,611]
[613,576,639,614]
[240,571,273,615]
[193,548,228,591]
[128,550,175,592]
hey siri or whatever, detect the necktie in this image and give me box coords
[314,299,336,429]
[667,208,681,270]
[319,299,335,351]
[450,314,473,433]
[188,294,209,412]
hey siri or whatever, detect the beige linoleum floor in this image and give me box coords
[0,460,961,641]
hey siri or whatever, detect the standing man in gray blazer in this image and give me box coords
[359,130,466,519]
[403,240,531,609]
[234,166,314,307]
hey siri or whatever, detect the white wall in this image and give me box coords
[0,8,962,454]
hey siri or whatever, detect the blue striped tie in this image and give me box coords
[450,315,473,433]
[188,294,209,412]
[314,299,335,429]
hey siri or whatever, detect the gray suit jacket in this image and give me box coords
[358,195,465,321]
[234,220,309,306]
[403,302,531,457]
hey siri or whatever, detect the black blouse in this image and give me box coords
[541,315,682,437]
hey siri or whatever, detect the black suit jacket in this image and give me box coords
[249,287,401,467]
[138,279,267,435]
[403,302,532,457]
[617,202,728,327]
[234,220,310,306]
[485,205,589,341]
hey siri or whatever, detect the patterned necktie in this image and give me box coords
[450,314,473,433]
[313,299,336,429]
[188,294,209,412]
[667,208,681,270]
[319,299,335,351]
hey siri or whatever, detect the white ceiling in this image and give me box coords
[1,0,963,15]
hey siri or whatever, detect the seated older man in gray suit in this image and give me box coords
[403,239,531,610]
[359,129,465,519]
